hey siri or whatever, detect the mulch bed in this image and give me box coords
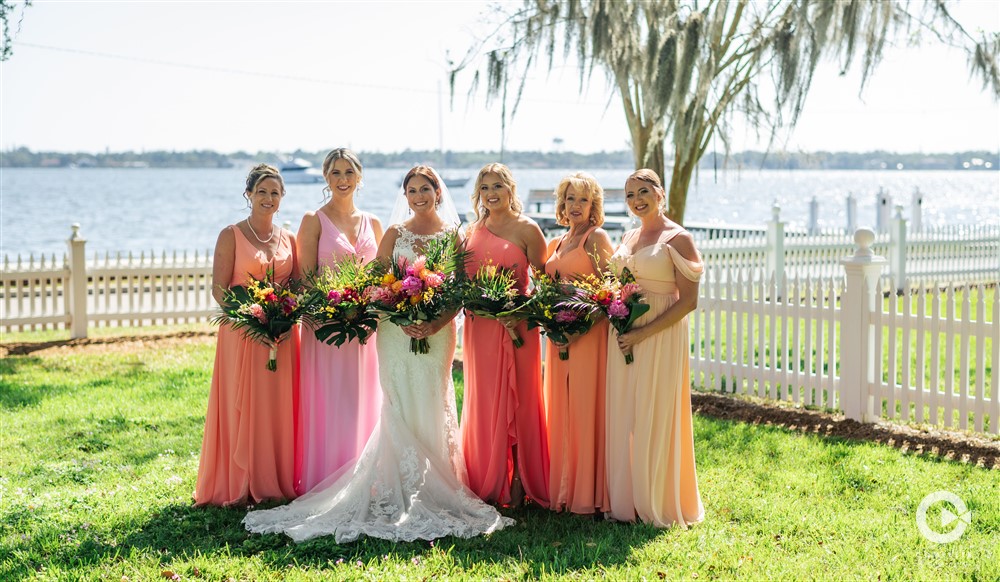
[3,331,997,469]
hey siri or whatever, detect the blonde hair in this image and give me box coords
[244,163,284,201]
[626,168,667,214]
[554,172,605,227]
[322,148,363,180]
[471,162,522,221]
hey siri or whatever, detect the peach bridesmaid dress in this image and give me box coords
[294,212,381,495]
[605,228,704,527]
[460,226,550,507]
[194,225,299,506]
[543,225,609,514]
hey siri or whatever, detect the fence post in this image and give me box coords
[889,204,907,292]
[845,193,857,234]
[910,187,923,233]
[839,227,886,422]
[876,187,892,233]
[808,196,819,235]
[67,223,89,339]
[766,202,785,289]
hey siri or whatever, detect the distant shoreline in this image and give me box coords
[2,148,997,171]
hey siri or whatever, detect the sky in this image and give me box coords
[1,0,998,155]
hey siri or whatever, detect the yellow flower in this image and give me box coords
[409,295,422,305]
[392,281,404,293]
[484,264,497,278]
[382,273,397,286]
[424,288,435,301]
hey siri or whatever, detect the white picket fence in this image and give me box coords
[2,224,996,435]
[692,229,998,434]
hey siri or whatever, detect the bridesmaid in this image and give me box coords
[294,148,383,494]
[461,162,550,508]
[195,163,299,506]
[606,169,704,528]
[543,172,614,515]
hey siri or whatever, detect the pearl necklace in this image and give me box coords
[245,218,274,243]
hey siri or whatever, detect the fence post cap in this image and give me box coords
[771,202,781,221]
[893,204,904,219]
[69,223,85,241]
[853,227,876,256]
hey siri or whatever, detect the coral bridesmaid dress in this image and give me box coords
[543,226,609,514]
[194,225,299,506]
[460,226,549,507]
[294,212,382,494]
[605,228,704,527]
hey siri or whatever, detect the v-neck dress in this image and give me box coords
[605,229,704,528]
[294,211,382,495]
[543,226,610,514]
[460,225,550,507]
[195,225,299,506]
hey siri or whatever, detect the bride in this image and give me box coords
[243,165,513,543]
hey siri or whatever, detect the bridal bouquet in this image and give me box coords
[567,268,649,365]
[366,235,468,354]
[302,256,380,347]
[212,270,306,371]
[462,262,531,348]
[522,270,597,360]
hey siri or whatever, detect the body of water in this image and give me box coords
[3,167,997,258]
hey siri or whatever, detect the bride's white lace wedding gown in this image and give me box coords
[243,226,513,543]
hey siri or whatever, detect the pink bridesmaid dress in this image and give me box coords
[460,225,550,507]
[605,228,704,528]
[195,225,299,506]
[294,212,382,494]
[543,226,610,514]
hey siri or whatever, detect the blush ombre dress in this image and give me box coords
[194,225,299,506]
[460,225,549,507]
[605,228,704,528]
[543,226,609,514]
[294,211,382,494]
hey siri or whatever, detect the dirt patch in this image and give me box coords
[692,392,1000,469]
[3,330,997,468]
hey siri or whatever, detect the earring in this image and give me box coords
[357,180,365,191]
[322,186,331,200]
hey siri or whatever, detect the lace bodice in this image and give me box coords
[393,224,457,262]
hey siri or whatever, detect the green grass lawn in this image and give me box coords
[1,338,997,580]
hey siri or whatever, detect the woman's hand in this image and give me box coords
[498,314,522,330]
[401,320,438,339]
[616,326,647,354]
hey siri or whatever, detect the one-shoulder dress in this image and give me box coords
[460,225,549,507]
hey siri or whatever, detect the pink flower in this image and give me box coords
[365,285,397,305]
[620,283,640,301]
[412,256,427,272]
[608,299,629,319]
[265,292,278,303]
[554,310,578,323]
[423,272,443,288]
[401,275,424,296]
[397,255,410,270]
[249,303,267,323]
[281,296,296,315]
[327,290,343,305]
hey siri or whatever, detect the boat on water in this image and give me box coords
[279,158,325,184]
[443,176,470,188]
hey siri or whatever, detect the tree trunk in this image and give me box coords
[638,140,666,188]
[667,147,697,224]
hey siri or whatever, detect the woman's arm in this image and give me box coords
[585,228,615,273]
[522,220,548,272]
[375,224,400,264]
[211,227,236,305]
[615,232,701,353]
[295,212,321,280]
[370,214,385,248]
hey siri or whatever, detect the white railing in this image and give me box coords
[698,205,998,285]
[691,229,997,435]
[1,225,214,334]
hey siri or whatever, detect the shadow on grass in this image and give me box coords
[0,356,77,408]
[4,500,664,578]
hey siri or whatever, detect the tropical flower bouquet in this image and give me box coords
[462,262,531,348]
[302,256,380,347]
[212,270,306,371]
[522,270,597,360]
[366,235,468,354]
[568,267,649,365]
